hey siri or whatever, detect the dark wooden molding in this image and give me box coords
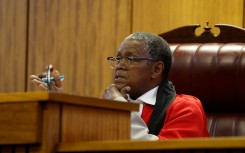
[159,22,245,43]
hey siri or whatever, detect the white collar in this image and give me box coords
[138,86,158,105]
[128,86,159,116]
[128,86,159,106]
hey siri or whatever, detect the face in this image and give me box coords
[114,39,154,99]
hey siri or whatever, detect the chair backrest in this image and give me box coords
[159,23,245,137]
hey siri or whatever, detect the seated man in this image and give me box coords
[30,32,210,140]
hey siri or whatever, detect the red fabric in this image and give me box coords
[141,104,154,123]
[141,94,210,140]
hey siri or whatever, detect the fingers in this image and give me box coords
[103,84,120,99]
[120,86,131,99]
[104,84,129,99]
[52,70,62,88]
[104,84,116,99]
[29,64,65,93]
[29,74,42,82]
[103,87,111,99]
[108,84,121,95]
[30,74,63,93]
[29,66,64,93]
[39,83,48,91]
[50,84,64,93]
[38,72,47,78]
[30,75,48,90]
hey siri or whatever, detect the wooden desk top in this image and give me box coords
[57,137,245,152]
[0,91,139,111]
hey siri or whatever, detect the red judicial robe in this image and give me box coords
[141,94,210,140]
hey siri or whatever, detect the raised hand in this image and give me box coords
[29,67,64,93]
[103,84,131,101]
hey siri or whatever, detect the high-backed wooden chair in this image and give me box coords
[159,23,245,137]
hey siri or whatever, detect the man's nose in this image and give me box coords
[115,58,128,70]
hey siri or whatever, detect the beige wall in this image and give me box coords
[0,0,244,98]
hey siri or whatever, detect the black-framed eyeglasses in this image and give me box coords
[107,56,160,69]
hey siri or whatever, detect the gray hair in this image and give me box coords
[125,32,172,82]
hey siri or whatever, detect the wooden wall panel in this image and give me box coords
[132,0,244,35]
[0,0,27,92]
[2,0,244,96]
[27,0,132,98]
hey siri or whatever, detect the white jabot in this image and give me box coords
[128,86,159,116]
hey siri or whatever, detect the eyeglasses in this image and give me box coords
[107,56,160,69]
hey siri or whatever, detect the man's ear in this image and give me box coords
[151,61,164,79]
